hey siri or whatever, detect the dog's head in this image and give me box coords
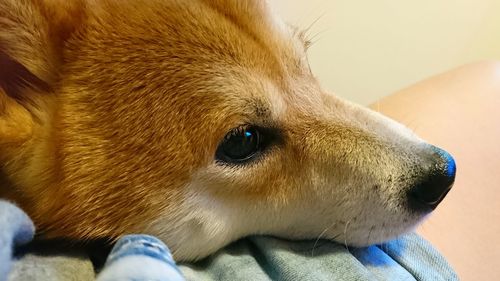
[0,0,455,260]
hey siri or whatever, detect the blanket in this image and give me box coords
[0,200,459,280]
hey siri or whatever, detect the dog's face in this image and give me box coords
[0,0,455,261]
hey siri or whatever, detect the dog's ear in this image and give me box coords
[0,0,85,144]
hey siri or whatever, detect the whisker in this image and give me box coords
[373,100,381,113]
[343,219,352,253]
[380,222,388,252]
[311,228,329,257]
[311,221,338,257]
[306,28,329,48]
[303,12,327,35]
[366,225,375,246]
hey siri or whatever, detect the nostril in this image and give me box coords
[408,146,456,211]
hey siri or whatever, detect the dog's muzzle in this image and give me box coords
[407,145,456,212]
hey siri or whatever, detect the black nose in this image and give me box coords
[408,146,456,211]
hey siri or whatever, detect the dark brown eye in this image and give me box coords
[216,126,261,163]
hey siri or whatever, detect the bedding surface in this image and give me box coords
[1,200,458,281]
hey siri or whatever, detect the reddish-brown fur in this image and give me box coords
[0,0,308,240]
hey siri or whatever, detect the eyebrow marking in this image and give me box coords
[254,102,271,119]
[249,94,286,126]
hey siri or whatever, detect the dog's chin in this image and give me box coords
[328,214,428,248]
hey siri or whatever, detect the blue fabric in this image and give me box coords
[0,199,459,281]
[0,201,35,281]
[97,235,185,281]
[179,235,459,281]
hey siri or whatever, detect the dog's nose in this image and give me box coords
[408,146,456,211]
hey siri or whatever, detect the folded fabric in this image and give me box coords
[96,235,184,281]
[1,199,459,281]
[0,201,35,281]
[180,234,458,281]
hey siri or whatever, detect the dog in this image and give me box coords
[0,0,455,261]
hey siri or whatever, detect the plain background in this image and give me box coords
[271,0,500,105]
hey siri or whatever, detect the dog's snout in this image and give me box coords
[408,146,456,211]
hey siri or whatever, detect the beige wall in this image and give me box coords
[271,0,500,105]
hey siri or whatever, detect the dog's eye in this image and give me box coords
[216,126,262,163]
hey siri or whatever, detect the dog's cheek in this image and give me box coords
[147,180,253,261]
